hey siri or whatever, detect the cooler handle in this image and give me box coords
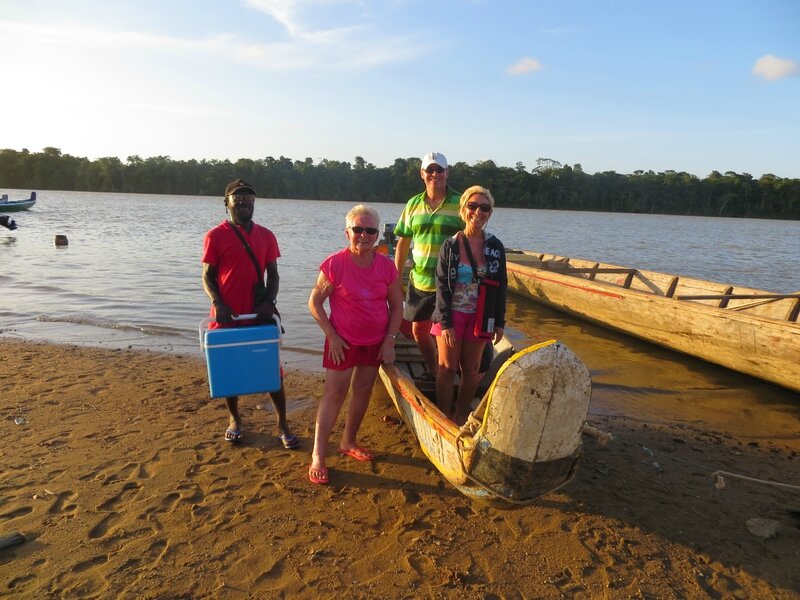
[199,314,282,350]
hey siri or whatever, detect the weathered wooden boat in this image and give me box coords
[379,335,592,506]
[0,192,36,212]
[505,250,800,393]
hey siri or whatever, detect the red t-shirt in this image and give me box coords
[202,220,280,328]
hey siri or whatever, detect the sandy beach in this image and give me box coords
[0,339,798,598]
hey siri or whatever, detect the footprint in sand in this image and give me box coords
[7,573,37,592]
[48,490,78,515]
[0,506,33,522]
[88,482,142,539]
[145,492,182,516]
[88,513,119,540]
[72,554,109,573]
[97,481,141,511]
[405,552,437,578]
[53,557,110,597]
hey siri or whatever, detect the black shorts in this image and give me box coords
[403,282,436,322]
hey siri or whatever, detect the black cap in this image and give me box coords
[224,178,256,197]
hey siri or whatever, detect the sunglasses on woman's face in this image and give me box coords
[350,226,378,235]
[424,165,445,174]
[466,202,492,213]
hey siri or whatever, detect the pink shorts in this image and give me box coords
[323,339,383,371]
[430,310,482,343]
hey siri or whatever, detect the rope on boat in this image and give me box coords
[453,349,577,507]
[582,419,800,493]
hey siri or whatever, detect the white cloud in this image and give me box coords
[506,57,543,75]
[0,15,428,71]
[244,0,363,42]
[752,54,800,81]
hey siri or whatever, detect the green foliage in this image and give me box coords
[0,147,797,219]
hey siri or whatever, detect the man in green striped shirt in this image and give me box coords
[394,152,464,376]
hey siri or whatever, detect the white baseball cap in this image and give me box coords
[421,152,448,170]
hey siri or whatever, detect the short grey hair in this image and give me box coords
[345,204,380,229]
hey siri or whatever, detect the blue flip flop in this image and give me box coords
[279,433,300,449]
[224,428,243,443]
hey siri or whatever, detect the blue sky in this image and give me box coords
[1,0,798,178]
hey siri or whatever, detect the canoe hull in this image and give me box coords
[379,363,476,495]
[379,339,592,506]
[506,252,800,393]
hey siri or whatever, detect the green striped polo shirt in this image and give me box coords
[394,188,464,292]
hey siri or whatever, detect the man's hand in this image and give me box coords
[255,300,276,324]
[214,301,235,325]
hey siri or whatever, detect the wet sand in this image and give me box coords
[0,339,798,598]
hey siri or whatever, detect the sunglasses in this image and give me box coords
[424,165,445,174]
[466,202,492,213]
[229,194,255,204]
[350,226,379,235]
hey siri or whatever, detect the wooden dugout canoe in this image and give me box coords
[378,336,592,506]
[505,250,800,393]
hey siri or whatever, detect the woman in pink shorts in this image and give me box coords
[431,186,507,425]
[307,205,404,485]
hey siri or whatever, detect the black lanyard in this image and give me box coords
[227,221,263,280]
[460,232,483,283]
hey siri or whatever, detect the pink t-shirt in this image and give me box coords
[320,248,398,345]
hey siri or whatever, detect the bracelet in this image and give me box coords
[385,333,398,340]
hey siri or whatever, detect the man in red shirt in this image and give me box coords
[202,178,298,448]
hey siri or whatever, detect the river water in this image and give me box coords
[1,190,798,447]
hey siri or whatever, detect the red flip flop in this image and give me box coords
[308,465,329,485]
[338,446,374,462]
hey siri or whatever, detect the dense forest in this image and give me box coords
[2,147,798,219]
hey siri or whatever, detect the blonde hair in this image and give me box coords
[345,204,380,229]
[459,185,495,212]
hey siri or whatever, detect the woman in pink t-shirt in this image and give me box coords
[307,205,404,485]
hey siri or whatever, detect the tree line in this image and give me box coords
[1,147,798,219]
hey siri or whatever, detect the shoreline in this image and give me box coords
[0,339,798,598]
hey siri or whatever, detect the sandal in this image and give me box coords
[308,465,329,485]
[224,428,243,443]
[338,446,374,462]
[279,433,300,450]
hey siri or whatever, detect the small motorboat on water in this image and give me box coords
[0,191,36,212]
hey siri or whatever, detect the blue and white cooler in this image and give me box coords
[201,315,281,398]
